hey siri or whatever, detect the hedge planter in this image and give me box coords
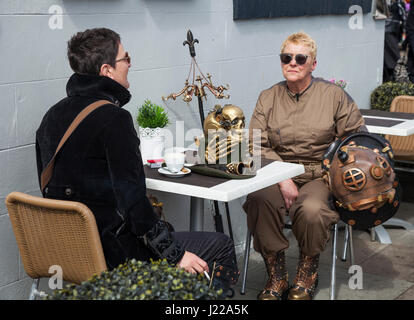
[370,81,414,111]
[46,259,222,300]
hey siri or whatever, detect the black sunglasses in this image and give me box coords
[280,53,309,66]
[115,52,131,64]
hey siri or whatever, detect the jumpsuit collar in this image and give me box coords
[286,77,314,102]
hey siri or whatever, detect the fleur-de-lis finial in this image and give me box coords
[163,30,230,108]
[183,29,199,58]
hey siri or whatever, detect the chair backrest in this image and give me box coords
[385,95,414,161]
[5,192,107,285]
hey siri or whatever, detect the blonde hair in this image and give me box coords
[280,32,317,61]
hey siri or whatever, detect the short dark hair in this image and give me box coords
[67,28,121,75]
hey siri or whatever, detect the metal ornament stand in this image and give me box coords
[162,30,233,239]
[162,30,230,126]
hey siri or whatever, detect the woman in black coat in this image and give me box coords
[406,8,414,82]
[35,28,238,293]
[383,0,407,82]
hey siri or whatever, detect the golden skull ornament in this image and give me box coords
[204,104,245,134]
[196,104,252,166]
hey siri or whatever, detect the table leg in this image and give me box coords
[382,218,414,230]
[372,225,392,244]
[341,225,349,261]
[190,196,204,231]
[371,218,414,244]
[225,202,234,241]
[370,228,376,242]
[348,225,355,266]
[329,223,338,300]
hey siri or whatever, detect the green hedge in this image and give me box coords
[370,82,414,111]
[46,259,222,300]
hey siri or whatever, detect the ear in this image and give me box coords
[311,59,317,72]
[99,64,114,79]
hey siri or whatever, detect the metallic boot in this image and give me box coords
[288,252,320,300]
[257,251,289,300]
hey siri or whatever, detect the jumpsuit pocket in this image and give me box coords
[310,128,334,153]
[311,127,334,140]
[268,128,282,149]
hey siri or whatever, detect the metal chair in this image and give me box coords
[240,219,355,300]
[5,192,107,300]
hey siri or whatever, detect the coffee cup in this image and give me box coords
[164,152,185,173]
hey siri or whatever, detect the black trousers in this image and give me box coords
[172,231,239,286]
[383,31,401,82]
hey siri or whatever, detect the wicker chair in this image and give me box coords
[385,95,414,163]
[5,192,107,299]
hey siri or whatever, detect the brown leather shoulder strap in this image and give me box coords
[40,100,113,193]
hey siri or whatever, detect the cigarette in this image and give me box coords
[203,271,210,281]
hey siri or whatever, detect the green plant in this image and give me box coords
[370,82,414,111]
[137,99,169,128]
[46,259,222,300]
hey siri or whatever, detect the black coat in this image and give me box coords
[36,73,184,269]
[406,8,414,82]
[383,1,407,82]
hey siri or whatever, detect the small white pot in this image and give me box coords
[139,127,165,164]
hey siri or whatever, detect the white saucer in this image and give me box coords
[184,163,196,167]
[158,167,191,178]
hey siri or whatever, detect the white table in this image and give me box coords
[361,109,414,244]
[145,160,304,231]
[362,109,414,136]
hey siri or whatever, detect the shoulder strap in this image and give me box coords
[40,99,113,193]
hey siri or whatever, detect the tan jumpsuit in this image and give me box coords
[243,78,365,257]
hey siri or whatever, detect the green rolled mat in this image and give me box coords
[190,164,256,179]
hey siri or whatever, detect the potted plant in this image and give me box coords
[136,99,169,164]
[329,78,347,89]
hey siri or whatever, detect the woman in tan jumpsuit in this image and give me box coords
[243,32,365,300]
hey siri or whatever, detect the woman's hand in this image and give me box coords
[177,251,209,274]
[279,178,299,210]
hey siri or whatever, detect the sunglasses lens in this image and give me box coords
[295,54,308,65]
[280,54,292,64]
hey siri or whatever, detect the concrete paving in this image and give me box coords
[231,201,414,300]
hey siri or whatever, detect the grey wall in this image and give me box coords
[0,0,385,299]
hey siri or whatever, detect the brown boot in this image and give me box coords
[257,251,289,300]
[288,252,319,300]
